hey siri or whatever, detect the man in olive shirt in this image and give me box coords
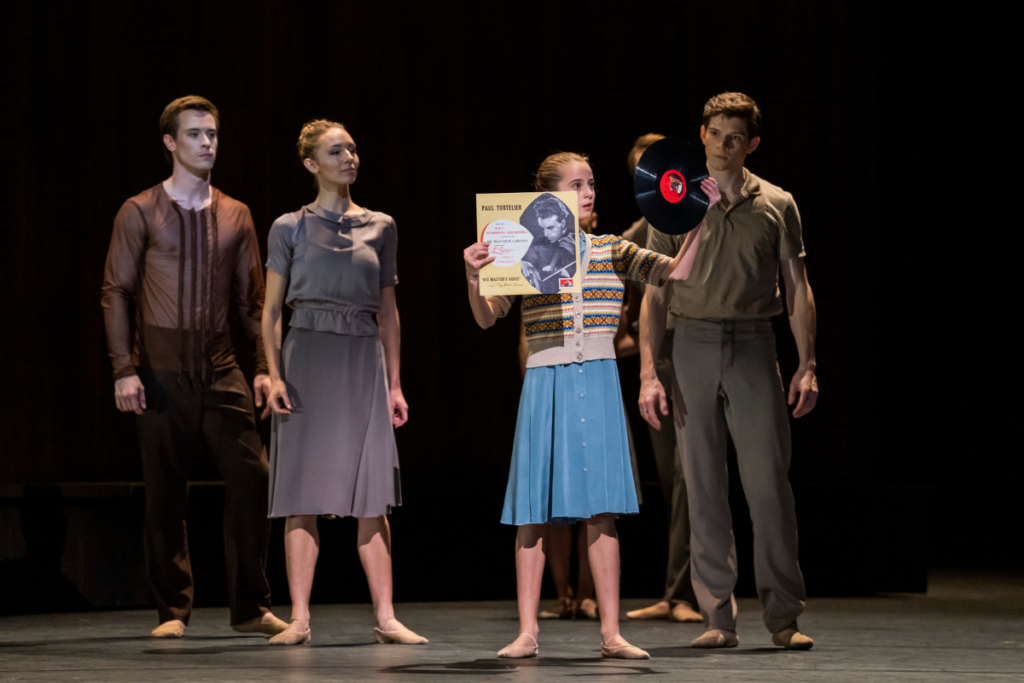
[639,93,818,650]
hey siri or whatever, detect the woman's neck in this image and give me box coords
[315,183,362,216]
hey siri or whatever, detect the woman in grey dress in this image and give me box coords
[262,120,426,646]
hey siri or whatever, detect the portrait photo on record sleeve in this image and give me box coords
[519,193,577,294]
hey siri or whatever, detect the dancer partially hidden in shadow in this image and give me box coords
[463,151,719,660]
[621,134,706,626]
[262,120,426,647]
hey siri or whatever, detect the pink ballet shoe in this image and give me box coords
[575,598,599,620]
[233,613,289,636]
[498,632,538,658]
[772,622,814,650]
[601,635,650,659]
[539,596,574,619]
[151,620,185,638]
[374,617,428,644]
[691,628,738,648]
[269,623,311,646]
[668,602,703,623]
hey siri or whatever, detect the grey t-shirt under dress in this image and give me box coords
[265,203,402,518]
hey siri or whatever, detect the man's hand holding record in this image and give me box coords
[634,137,713,235]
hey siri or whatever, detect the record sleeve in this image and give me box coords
[475,191,582,296]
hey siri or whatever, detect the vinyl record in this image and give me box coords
[633,137,710,235]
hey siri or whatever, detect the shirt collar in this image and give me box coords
[305,202,371,226]
[158,183,219,212]
[718,168,760,216]
[740,168,761,198]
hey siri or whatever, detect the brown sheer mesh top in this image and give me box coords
[101,183,268,381]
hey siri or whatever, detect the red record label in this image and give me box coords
[659,170,686,203]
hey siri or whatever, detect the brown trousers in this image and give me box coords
[135,368,272,625]
[672,318,806,634]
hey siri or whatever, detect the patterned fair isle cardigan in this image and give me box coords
[489,233,672,368]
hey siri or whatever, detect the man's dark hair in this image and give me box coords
[159,95,220,164]
[702,92,762,139]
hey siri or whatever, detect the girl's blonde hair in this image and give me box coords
[534,152,590,191]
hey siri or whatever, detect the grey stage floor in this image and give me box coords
[2,572,1022,682]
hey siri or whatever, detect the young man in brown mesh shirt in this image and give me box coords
[640,93,818,650]
[101,96,286,639]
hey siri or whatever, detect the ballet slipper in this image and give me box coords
[691,628,738,648]
[269,622,311,646]
[772,623,814,650]
[669,602,703,623]
[151,620,185,638]
[539,596,574,619]
[497,632,538,658]
[625,602,670,620]
[575,598,599,620]
[374,617,429,644]
[233,613,289,636]
[601,635,650,660]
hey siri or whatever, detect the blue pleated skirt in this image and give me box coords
[500,359,639,525]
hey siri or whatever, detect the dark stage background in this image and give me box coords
[1,1,1018,614]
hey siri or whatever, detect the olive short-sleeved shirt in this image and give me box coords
[647,169,805,321]
[266,203,398,337]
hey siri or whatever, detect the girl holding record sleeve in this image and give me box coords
[463,152,720,660]
[262,120,426,647]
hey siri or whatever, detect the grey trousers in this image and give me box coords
[648,330,698,607]
[672,318,806,633]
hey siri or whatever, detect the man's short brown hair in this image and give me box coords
[627,133,665,175]
[702,92,761,139]
[159,95,220,163]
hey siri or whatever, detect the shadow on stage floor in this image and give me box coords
[1,572,1022,682]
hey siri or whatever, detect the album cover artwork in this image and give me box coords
[475,191,582,296]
